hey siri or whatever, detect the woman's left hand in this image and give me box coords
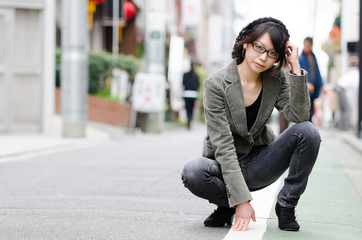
[285,41,301,74]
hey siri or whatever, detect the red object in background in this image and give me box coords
[123,1,136,20]
[89,0,106,4]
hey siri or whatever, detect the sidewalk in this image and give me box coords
[0,116,123,161]
[223,126,362,240]
[322,127,362,197]
[263,127,362,240]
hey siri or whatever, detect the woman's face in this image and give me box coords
[242,32,278,74]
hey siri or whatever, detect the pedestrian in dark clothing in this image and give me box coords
[182,61,200,129]
[299,37,324,122]
[181,17,321,232]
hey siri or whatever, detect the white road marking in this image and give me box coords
[223,178,281,240]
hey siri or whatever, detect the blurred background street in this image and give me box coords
[0,0,361,239]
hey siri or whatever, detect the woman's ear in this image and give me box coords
[243,43,248,49]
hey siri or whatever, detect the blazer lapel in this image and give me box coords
[223,61,282,138]
[249,70,281,135]
[224,61,249,137]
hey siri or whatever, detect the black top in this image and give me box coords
[245,88,263,131]
[183,71,200,91]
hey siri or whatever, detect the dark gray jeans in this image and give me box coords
[181,121,321,208]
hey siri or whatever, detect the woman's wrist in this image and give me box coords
[290,63,301,74]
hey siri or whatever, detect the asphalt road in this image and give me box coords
[0,123,230,240]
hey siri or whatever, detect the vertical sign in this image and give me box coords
[167,35,184,111]
[132,73,166,113]
[111,69,129,102]
[208,14,223,68]
[181,0,201,27]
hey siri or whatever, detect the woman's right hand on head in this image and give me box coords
[285,41,301,74]
[232,201,256,231]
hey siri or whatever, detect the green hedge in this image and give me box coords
[88,52,113,94]
[55,49,141,94]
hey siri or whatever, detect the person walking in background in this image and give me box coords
[181,17,321,232]
[182,61,200,129]
[299,37,324,123]
[335,58,359,130]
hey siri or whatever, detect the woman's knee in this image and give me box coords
[182,157,202,185]
[181,157,220,188]
[181,157,226,205]
[292,121,321,144]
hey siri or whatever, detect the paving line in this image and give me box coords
[0,137,111,164]
[223,178,281,240]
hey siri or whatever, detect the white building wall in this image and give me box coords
[0,0,44,9]
[341,0,360,74]
[0,0,55,133]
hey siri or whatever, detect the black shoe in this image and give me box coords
[204,207,235,227]
[275,203,300,231]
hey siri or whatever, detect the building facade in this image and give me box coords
[0,0,55,133]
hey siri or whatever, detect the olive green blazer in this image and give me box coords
[202,59,310,207]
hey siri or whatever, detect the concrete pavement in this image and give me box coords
[0,117,361,239]
[0,117,114,162]
[263,128,362,240]
[223,126,362,240]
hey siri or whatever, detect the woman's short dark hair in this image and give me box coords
[232,17,290,76]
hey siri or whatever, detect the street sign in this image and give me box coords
[111,68,129,102]
[167,35,184,111]
[132,73,166,113]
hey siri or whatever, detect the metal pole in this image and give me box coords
[145,0,166,75]
[61,0,88,137]
[112,0,119,61]
[142,0,166,133]
[358,0,362,138]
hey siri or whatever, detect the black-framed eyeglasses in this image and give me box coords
[251,43,279,59]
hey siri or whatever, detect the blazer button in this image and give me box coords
[248,140,253,145]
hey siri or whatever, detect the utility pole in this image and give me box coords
[141,0,166,133]
[61,0,88,137]
[112,0,119,61]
